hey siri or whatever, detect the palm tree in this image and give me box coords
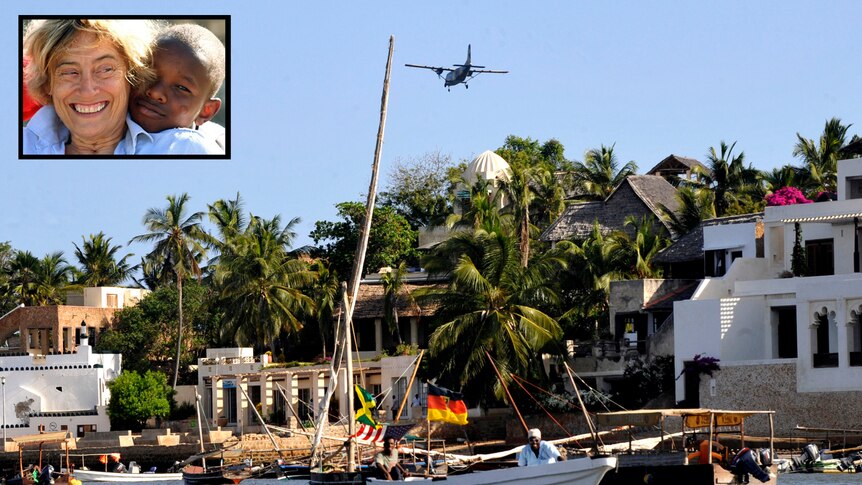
[556,224,630,338]
[307,259,340,358]
[696,141,760,216]
[659,186,716,236]
[761,165,802,193]
[499,159,537,267]
[381,261,411,345]
[607,215,670,279]
[572,144,637,201]
[74,232,135,287]
[793,117,852,193]
[7,251,41,306]
[215,215,314,354]
[446,178,512,233]
[34,252,74,305]
[130,193,209,388]
[529,163,566,231]
[418,229,564,405]
[207,193,248,265]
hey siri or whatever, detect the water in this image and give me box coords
[782,475,862,485]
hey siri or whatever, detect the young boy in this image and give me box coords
[129,23,226,151]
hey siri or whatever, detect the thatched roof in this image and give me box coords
[646,154,710,176]
[540,175,680,242]
[654,213,763,264]
[350,282,444,320]
[844,137,862,156]
[642,281,700,311]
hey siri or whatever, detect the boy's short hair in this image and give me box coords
[157,23,225,98]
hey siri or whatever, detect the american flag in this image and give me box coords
[353,423,416,445]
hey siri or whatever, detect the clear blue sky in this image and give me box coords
[4,0,862,263]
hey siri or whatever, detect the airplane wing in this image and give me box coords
[405,64,454,74]
[471,69,509,74]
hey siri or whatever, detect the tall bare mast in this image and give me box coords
[309,35,395,473]
[344,34,394,472]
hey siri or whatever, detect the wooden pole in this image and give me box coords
[485,351,528,434]
[195,390,207,456]
[344,35,394,324]
[426,414,432,477]
[239,383,286,460]
[563,361,599,452]
[342,33,394,473]
[395,350,424,422]
[344,286,356,472]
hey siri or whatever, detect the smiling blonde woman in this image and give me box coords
[23,19,221,156]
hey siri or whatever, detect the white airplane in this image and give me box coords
[405,44,508,91]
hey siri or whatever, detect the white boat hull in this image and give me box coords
[72,469,183,482]
[368,456,617,485]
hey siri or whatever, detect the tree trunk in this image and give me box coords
[173,276,183,388]
[520,203,530,268]
[394,310,402,345]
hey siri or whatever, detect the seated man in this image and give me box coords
[374,436,409,481]
[518,428,566,466]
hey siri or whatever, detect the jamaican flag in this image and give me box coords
[353,385,381,428]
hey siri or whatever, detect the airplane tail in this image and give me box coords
[466,44,471,66]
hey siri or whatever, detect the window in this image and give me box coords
[847,177,862,200]
[106,293,118,308]
[773,307,797,359]
[812,311,838,368]
[704,249,729,277]
[297,388,312,422]
[806,239,834,276]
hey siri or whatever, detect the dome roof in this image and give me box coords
[463,150,511,185]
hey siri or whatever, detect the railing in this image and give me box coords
[587,340,642,359]
[200,356,259,366]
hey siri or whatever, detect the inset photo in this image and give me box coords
[19,16,229,158]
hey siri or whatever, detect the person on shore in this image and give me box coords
[518,428,566,466]
[730,448,775,483]
[374,436,409,480]
[411,393,422,417]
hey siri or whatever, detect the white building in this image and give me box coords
[0,329,120,441]
[195,348,428,433]
[673,159,862,434]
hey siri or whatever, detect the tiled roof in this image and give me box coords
[654,213,763,264]
[540,175,680,242]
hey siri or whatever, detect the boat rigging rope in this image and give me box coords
[508,374,575,441]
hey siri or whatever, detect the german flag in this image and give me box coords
[427,383,468,425]
[353,385,381,428]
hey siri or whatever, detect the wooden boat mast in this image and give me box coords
[341,34,394,473]
[309,35,394,474]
